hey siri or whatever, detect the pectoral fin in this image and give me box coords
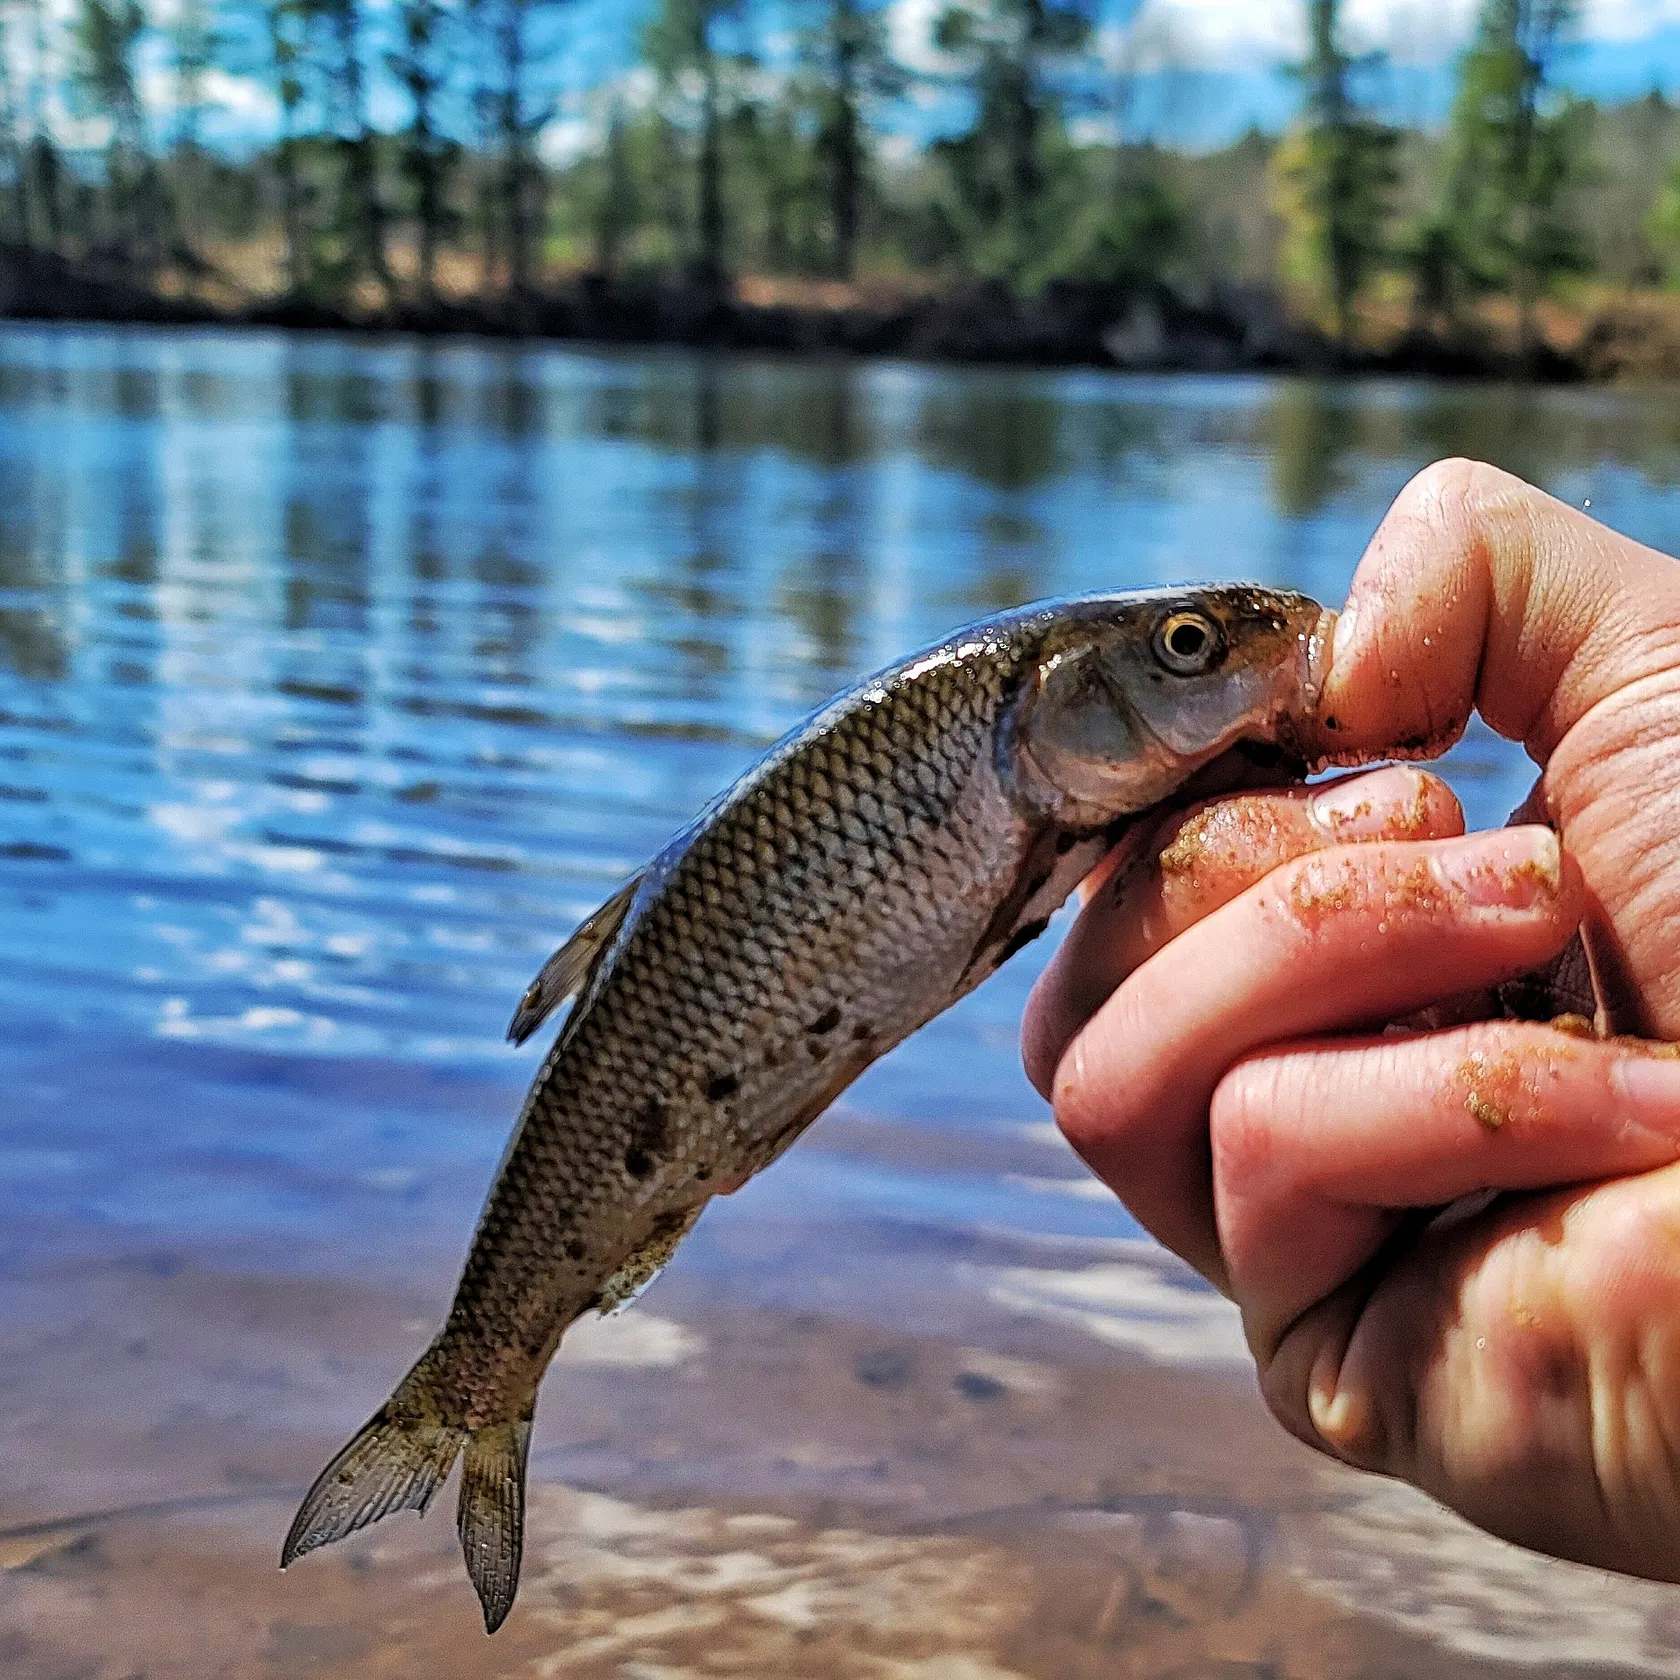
[507,872,643,1045]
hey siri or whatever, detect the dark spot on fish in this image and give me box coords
[706,1070,739,1101]
[851,1019,875,1041]
[807,1004,841,1036]
[955,1372,1007,1402]
[764,1045,784,1068]
[639,1098,670,1148]
[565,1238,587,1261]
[1025,868,1052,899]
[695,1163,712,1181]
[1054,830,1080,855]
[808,1040,831,1062]
[1397,731,1435,753]
[624,1098,669,1179]
[995,917,1050,966]
[1324,715,1339,731]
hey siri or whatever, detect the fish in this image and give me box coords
[281,584,1331,1631]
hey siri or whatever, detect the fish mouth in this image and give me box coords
[1302,607,1337,713]
[1180,739,1309,804]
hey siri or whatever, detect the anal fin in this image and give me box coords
[592,1207,702,1316]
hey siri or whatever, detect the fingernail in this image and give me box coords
[1610,1046,1680,1112]
[1436,827,1561,909]
[1308,1373,1384,1470]
[1309,766,1426,838]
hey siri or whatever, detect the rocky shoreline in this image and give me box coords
[0,239,1604,380]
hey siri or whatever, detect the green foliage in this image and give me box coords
[1271,0,1397,344]
[1438,0,1591,335]
[928,0,1096,284]
[1649,159,1680,287]
[1027,166,1184,290]
[70,0,146,136]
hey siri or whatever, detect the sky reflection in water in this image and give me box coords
[2,324,1679,1276]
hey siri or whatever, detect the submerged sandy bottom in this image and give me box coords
[4,1228,1680,1679]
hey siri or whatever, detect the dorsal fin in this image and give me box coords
[506,872,642,1045]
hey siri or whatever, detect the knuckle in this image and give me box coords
[1052,989,1150,1156]
[1051,1032,1101,1152]
[1209,1055,1294,1202]
[1402,456,1521,534]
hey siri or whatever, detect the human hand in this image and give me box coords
[1025,459,1680,1580]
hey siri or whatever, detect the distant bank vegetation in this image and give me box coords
[3,0,1679,374]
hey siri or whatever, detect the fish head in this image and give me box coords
[1010,585,1331,821]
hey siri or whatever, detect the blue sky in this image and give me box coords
[84,0,1680,157]
[1106,13,1680,146]
[565,0,1680,155]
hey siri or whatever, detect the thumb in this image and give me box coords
[1310,458,1680,1036]
[1310,458,1680,767]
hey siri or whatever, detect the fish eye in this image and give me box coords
[1151,610,1223,676]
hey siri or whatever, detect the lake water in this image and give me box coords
[5,324,1680,1677]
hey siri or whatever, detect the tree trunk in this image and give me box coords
[414,102,440,296]
[696,41,724,283]
[596,104,628,277]
[830,0,859,280]
[334,0,389,292]
[22,0,52,248]
[496,0,531,295]
[1008,0,1044,234]
[279,130,304,293]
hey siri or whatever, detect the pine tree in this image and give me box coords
[389,0,459,297]
[1272,0,1397,347]
[1441,0,1589,357]
[646,0,742,284]
[929,0,1094,281]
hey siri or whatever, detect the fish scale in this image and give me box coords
[282,584,1330,1633]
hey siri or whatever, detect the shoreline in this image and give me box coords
[0,241,1612,383]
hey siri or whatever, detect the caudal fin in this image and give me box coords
[281,1361,464,1568]
[457,1417,533,1633]
[282,1352,536,1634]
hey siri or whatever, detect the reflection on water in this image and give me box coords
[7,329,1680,1081]
[5,325,1680,1673]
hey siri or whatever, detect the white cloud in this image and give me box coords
[888,0,961,77]
[1588,0,1680,38]
[1107,0,1680,74]
[539,113,595,167]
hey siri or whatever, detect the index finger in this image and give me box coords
[1021,765,1464,1096]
